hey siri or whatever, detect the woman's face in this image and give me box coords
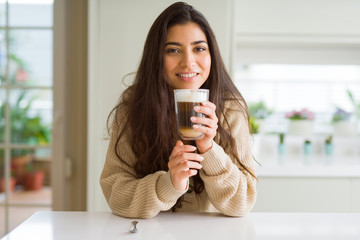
[164,22,211,90]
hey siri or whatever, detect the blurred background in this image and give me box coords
[0,0,359,237]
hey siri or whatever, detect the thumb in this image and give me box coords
[176,140,183,146]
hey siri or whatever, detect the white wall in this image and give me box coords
[234,0,360,35]
[87,0,232,212]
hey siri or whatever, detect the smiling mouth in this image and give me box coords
[176,73,199,78]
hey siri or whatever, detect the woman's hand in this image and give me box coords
[192,101,218,153]
[168,140,203,191]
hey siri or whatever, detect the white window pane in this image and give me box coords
[237,81,275,108]
[235,64,360,113]
[236,64,360,82]
[0,30,6,85]
[277,82,331,112]
[0,2,5,27]
[9,30,53,87]
[9,1,53,27]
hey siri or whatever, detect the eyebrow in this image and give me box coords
[165,40,208,46]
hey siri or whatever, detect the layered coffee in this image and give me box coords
[174,89,209,140]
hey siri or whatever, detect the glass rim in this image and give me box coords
[173,89,209,93]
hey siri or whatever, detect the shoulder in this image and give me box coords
[109,102,130,136]
[218,93,249,134]
[222,94,248,120]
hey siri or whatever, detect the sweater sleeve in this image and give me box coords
[100,109,186,218]
[199,101,257,217]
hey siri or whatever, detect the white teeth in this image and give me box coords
[178,73,197,78]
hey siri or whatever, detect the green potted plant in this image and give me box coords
[248,101,272,133]
[347,89,360,118]
[325,135,334,156]
[0,90,51,188]
[248,100,272,119]
[278,133,286,155]
[0,33,50,190]
[249,116,259,134]
[303,139,313,156]
[23,160,45,191]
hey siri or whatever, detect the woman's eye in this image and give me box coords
[166,48,180,54]
[195,46,206,52]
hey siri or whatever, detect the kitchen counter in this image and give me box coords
[2,211,360,240]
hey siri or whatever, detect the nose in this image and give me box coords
[180,50,196,67]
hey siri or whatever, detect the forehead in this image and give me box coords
[166,22,207,43]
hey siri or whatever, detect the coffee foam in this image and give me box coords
[175,90,208,102]
[179,128,203,138]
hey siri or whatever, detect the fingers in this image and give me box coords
[192,101,218,153]
[193,124,217,137]
[192,101,218,133]
[194,101,217,120]
[191,116,218,129]
[179,169,199,178]
[168,142,203,190]
[168,152,204,169]
[170,141,197,159]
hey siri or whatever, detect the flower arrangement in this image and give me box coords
[331,107,351,123]
[285,108,315,120]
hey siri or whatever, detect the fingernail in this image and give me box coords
[191,117,196,122]
[193,125,198,129]
[194,106,200,111]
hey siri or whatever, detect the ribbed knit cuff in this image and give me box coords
[200,141,228,176]
[156,171,187,203]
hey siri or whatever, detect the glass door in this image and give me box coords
[0,0,53,237]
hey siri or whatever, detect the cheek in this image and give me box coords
[164,57,177,74]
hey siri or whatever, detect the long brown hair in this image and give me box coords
[108,2,256,209]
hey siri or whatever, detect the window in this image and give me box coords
[232,39,360,163]
[236,64,360,113]
[0,0,53,237]
[233,41,360,134]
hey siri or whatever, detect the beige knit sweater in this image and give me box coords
[100,100,257,218]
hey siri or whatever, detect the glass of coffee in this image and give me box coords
[174,89,209,140]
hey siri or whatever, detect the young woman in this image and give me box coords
[100,2,257,218]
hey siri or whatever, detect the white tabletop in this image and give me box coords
[2,211,360,240]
